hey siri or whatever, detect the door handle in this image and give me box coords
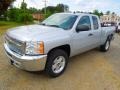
[88,33,93,36]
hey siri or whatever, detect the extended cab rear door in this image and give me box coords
[90,16,101,47]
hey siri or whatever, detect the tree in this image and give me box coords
[56,4,64,12]
[17,12,33,23]
[112,12,115,15]
[46,6,55,13]
[45,9,52,18]
[93,10,100,17]
[7,7,20,21]
[21,1,27,10]
[100,11,103,16]
[19,1,33,23]
[93,10,103,17]
[7,1,33,23]
[63,5,69,12]
[0,0,15,16]
[106,11,110,15]
[28,7,39,14]
[40,4,69,18]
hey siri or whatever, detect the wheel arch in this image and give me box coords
[108,34,114,41]
[47,44,71,57]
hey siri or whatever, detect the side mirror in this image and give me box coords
[76,25,90,32]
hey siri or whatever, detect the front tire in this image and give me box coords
[45,49,68,77]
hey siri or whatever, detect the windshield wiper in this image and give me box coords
[39,23,46,26]
[47,25,60,28]
[40,23,62,29]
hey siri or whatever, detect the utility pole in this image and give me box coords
[22,0,26,24]
[43,0,47,15]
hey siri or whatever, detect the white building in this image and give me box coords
[100,14,120,24]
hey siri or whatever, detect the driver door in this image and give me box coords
[71,16,94,56]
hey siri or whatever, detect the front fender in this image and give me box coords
[44,35,71,54]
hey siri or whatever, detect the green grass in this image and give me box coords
[0,21,23,36]
[0,21,33,36]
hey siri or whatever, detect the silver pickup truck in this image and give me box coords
[4,13,115,77]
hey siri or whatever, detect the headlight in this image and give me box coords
[26,41,44,55]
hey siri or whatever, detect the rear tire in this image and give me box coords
[100,38,111,52]
[45,49,68,77]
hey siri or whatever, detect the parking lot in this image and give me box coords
[0,34,120,90]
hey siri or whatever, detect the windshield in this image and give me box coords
[41,14,78,30]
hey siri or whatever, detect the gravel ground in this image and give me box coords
[0,34,120,90]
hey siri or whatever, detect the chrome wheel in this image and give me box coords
[105,41,110,50]
[52,56,66,74]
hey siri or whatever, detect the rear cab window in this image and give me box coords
[92,16,99,30]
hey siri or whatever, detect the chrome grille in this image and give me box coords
[5,35,25,55]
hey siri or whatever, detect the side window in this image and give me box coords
[92,16,99,30]
[77,16,91,30]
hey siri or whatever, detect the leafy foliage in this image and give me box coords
[106,11,110,15]
[1,1,68,21]
[56,4,64,12]
[7,8,19,21]
[28,7,40,14]
[0,0,15,16]
[7,1,33,23]
[17,12,33,23]
[93,10,103,17]
[105,11,116,15]
[21,1,27,9]
[41,4,68,18]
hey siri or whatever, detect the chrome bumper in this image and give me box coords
[4,43,47,71]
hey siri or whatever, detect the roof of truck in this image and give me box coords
[57,12,98,17]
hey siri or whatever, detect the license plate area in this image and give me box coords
[6,51,22,68]
[10,59,22,68]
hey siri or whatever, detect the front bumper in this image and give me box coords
[4,43,47,71]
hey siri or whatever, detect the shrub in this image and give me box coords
[17,13,33,23]
[7,8,20,21]
[7,8,33,23]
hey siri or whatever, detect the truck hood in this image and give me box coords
[6,24,69,41]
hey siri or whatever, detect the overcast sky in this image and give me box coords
[13,0,120,15]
